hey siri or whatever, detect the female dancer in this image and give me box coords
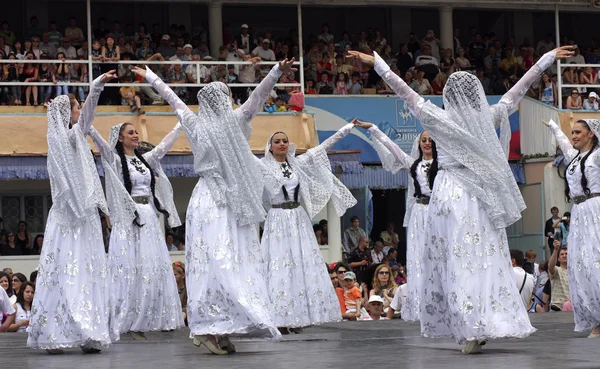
[354,120,437,321]
[28,71,116,354]
[542,118,600,337]
[131,58,296,355]
[88,119,184,341]
[348,45,574,353]
[260,124,356,332]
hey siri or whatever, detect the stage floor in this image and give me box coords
[1,312,593,369]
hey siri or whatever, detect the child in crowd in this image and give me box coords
[305,79,317,95]
[335,72,348,95]
[342,271,362,320]
[263,95,276,113]
[275,97,287,112]
[119,74,144,115]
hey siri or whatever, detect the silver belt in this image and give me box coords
[272,202,300,209]
[132,196,149,204]
[416,197,430,205]
[573,193,600,205]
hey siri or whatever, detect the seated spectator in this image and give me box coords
[387,278,408,319]
[376,78,393,95]
[70,61,86,102]
[8,281,34,332]
[510,249,535,309]
[369,264,397,313]
[410,69,432,96]
[583,91,600,110]
[342,271,362,320]
[370,241,385,264]
[579,66,597,86]
[328,265,347,316]
[316,73,334,94]
[119,74,144,115]
[414,45,438,68]
[252,38,276,61]
[439,48,455,75]
[263,95,276,113]
[380,222,399,253]
[275,97,287,112]
[165,232,178,251]
[11,273,26,295]
[0,286,15,332]
[157,34,175,58]
[29,270,38,285]
[334,72,348,95]
[287,91,304,112]
[58,37,77,60]
[172,262,187,325]
[169,63,189,103]
[548,240,570,311]
[476,68,492,95]
[313,224,324,245]
[334,54,353,76]
[1,232,23,255]
[525,249,540,281]
[431,72,447,95]
[359,295,389,321]
[567,89,583,109]
[346,72,363,95]
[500,49,518,78]
[305,79,317,94]
[387,247,400,272]
[454,47,471,71]
[20,52,39,106]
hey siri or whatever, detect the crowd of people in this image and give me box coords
[0,16,599,109]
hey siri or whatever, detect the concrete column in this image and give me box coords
[327,199,342,263]
[440,6,454,52]
[208,1,223,58]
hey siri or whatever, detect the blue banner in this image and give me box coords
[306,96,519,163]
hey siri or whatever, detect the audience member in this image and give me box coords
[369,264,398,313]
[8,281,34,332]
[510,249,535,309]
[0,287,16,332]
[359,295,389,321]
[173,262,187,325]
[11,273,26,295]
[342,271,362,320]
[342,216,367,260]
[166,232,178,252]
[348,236,371,283]
[548,241,570,311]
[1,232,23,256]
[370,241,385,264]
[583,91,600,110]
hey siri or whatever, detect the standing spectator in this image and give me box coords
[395,44,414,77]
[20,52,39,106]
[544,206,561,256]
[348,236,371,283]
[548,241,570,311]
[318,24,334,44]
[551,212,570,247]
[26,16,42,39]
[0,286,15,332]
[193,41,210,60]
[1,232,22,255]
[157,35,175,58]
[134,23,152,47]
[64,17,85,48]
[252,39,276,61]
[0,22,16,47]
[584,91,600,110]
[379,222,399,253]
[538,72,558,107]
[94,18,110,40]
[511,249,535,309]
[8,282,34,332]
[467,33,485,67]
[47,21,62,48]
[370,241,385,264]
[39,32,56,58]
[57,37,77,60]
[234,24,254,55]
[112,21,123,41]
[423,30,441,61]
[567,89,583,110]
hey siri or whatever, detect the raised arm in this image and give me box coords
[367,124,414,169]
[318,123,354,151]
[144,122,183,163]
[76,70,116,134]
[545,119,578,163]
[88,126,115,164]
[235,64,283,123]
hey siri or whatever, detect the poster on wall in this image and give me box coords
[306,96,521,162]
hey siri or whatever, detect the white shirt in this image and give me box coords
[389,283,407,313]
[371,250,385,264]
[414,55,439,67]
[57,46,77,60]
[0,288,15,315]
[14,302,30,332]
[513,266,535,309]
[252,46,276,61]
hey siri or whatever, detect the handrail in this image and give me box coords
[556,61,600,109]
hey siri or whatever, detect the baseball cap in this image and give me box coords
[183,44,192,49]
[203,56,214,61]
[241,24,249,29]
[343,271,356,280]
[262,38,270,44]
[368,295,385,304]
[590,92,599,99]
[161,34,171,41]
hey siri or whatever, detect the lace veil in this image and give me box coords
[584,119,600,137]
[46,95,108,225]
[261,132,357,218]
[420,71,525,229]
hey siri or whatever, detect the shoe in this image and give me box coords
[588,332,600,338]
[461,340,482,355]
[290,327,304,334]
[278,327,290,335]
[80,345,101,354]
[137,108,145,115]
[130,331,147,341]
[217,336,236,353]
[152,100,162,105]
[193,335,228,355]
[46,349,64,355]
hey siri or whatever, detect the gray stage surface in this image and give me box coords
[1,313,594,369]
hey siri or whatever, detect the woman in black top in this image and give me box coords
[0,232,23,255]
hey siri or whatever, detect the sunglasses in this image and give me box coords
[12,279,20,282]
[378,271,390,275]
[337,270,347,274]
[572,91,579,94]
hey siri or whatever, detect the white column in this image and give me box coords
[440,6,454,52]
[208,1,223,58]
[327,199,342,263]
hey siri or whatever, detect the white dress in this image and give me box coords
[88,124,185,340]
[260,125,356,328]
[28,79,111,350]
[367,125,432,322]
[549,120,600,332]
[372,50,544,343]
[146,64,283,339]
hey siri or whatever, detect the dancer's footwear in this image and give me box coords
[130,331,147,340]
[80,345,101,354]
[278,327,290,335]
[290,327,304,334]
[461,340,482,354]
[46,349,64,355]
[217,336,236,353]
[193,335,228,355]
[588,332,600,338]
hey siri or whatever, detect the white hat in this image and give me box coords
[161,34,170,41]
[368,295,385,304]
[183,44,193,49]
[203,56,214,61]
[590,92,599,99]
[241,24,249,29]
[262,38,270,44]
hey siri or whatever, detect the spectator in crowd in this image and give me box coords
[0,21,16,47]
[579,66,597,87]
[58,37,77,60]
[137,38,153,60]
[347,72,363,95]
[538,72,558,107]
[89,39,103,79]
[334,72,348,95]
[467,33,485,67]
[65,17,85,48]
[454,47,470,71]
[342,216,367,259]
[6,54,21,105]
[134,23,152,48]
[172,261,187,325]
[252,39,276,61]
[70,61,86,102]
[39,32,56,58]
[235,24,254,55]
[94,18,110,40]
[20,52,39,106]
[567,89,583,110]
[313,224,325,245]
[379,222,399,254]
[370,241,385,264]
[359,295,389,321]
[53,52,70,97]
[111,21,123,41]
[395,43,414,77]
[305,79,317,94]
[316,72,334,94]
[274,97,286,111]
[551,211,570,247]
[387,275,408,319]
[376,78,393,94]
[571,45,586,65]
[476,68,493,95]
[583,91,600,110]
[157,35,175,58]
[525,249,540,281]
[166,232,178,252]
[26,16,42,39]
[423,30,441,61]
[2,268,12,278]
[500,48,518,78]
[439,48,454,75]
[510,249,535,309]
[537,34,555,55]
[11,273,26,295]
[193,41,210,60]
[387,248,400,272]
[342,271,362,320]
[1,232,23,255]
[0,286,15,332]
[29,270,38,285]
[369,264,397,313]
[48,21,63,48]
[348,236,371,283]
[414,45,439,69]
[431,72,447,95]
[8,281,34,332]
[169,62,189,103]
[329,266,349,318]
[318,24,334,44]
[410,68,433,95]
[119,74,144,115]
[548,240,570,311]
[0,271,13,298]
[545,206,561,257]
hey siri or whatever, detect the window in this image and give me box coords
[0,195,51,234]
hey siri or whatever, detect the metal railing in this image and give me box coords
[0,59,303,89]
[556,62,600,109]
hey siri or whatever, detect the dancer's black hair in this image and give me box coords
[409,132,438,198]
[115,124,170,227]
[564,120,599,202]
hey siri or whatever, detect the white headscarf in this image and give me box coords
[46,95,108,225]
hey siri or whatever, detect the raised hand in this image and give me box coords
[278,58,298,73]
[352,118,374,129]
[551,45,575,60]
[100,69,117,83]
[346,51,375,67]
[541,120,551,127]
[131,66,147,79]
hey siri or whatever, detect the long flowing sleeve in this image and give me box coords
[367,125,415,172]
[76,75,105,135]
[373,51,425,120]
[235,64,283,124]
[548,119,578,163]
[145,67,194,129]
[144,122,183,163]
[318,123,354,151]
[88,126,115,164]
[497,51,557,116]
